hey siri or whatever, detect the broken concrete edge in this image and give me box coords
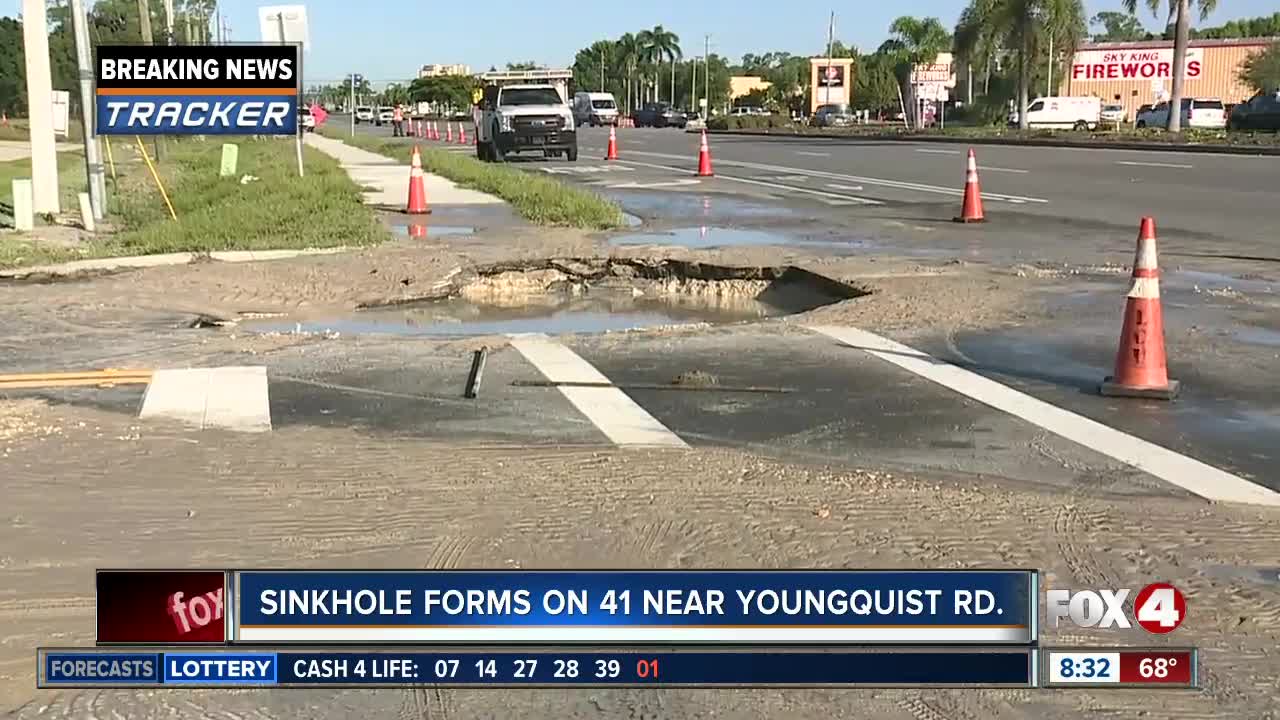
[0,247,352,281]
[701,128,1280,157]
[353,257,874,311]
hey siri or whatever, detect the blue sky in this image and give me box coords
[9,0,1274,85]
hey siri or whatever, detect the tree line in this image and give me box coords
[1,0,220,115]
[1091,10,1280,42]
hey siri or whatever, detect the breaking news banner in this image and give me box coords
[95,44,299,135]
[223,570,1036,644]
[97,570,227,644]
[37,647,1037,688]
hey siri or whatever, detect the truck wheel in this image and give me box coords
[566,145,578,162]
[1073,120,1089,131]
[1136,120,1146,129]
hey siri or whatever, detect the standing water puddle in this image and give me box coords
[244,292,799,337]
[391,224,475,238]
[612,226,869,250]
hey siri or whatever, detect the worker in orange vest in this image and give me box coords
[392,104,404,137]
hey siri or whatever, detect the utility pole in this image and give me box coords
[21,0,60,215]
[703,34,710,117]
[136,0,152,44]
[163,0,174,44]
[349,73,358,137]
[70,0,106,221]
[824,12,835,108]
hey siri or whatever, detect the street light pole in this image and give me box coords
[69,0,106,221]
[703,34,710,116]
[349,74,357,137]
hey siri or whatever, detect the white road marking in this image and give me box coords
[507,334,687,448]
[1116,160,1194,169]
[827,182,864,191]
[607,178,702,189]
[770,174,810,182]
[808,325,1280,507]
[981,166,1030,174]
[915,148,961,155]
[796,151,829,157]
[140,367,272,432]
[615,158,883,205]
[627,150,1047,204]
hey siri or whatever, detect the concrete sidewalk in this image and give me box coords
[0,140,80,162]
[305,133,501,206]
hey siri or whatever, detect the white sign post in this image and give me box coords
[258,5,308,178]
[51,90,71,137]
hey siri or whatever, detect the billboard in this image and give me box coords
[1070,47,1203,82]
[95,44,300,135]
[816,64,845,87]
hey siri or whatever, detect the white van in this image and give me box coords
[572,92,619,126]
[1009,96,1102,130]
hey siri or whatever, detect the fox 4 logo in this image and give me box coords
[1047,583,1186,634]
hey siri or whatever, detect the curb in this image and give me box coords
[702,129,1280,156]
[0,247,350,280]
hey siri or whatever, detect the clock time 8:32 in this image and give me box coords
[1048,652,1121,684]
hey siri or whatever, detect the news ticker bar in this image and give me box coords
[38,647,1197,689]
[96,570,1037,645]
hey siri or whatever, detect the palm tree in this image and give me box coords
[615,33,641,114]
[954,0,1003,98]
[1124,0,1218,131]
[639,25,680,104]
[887,16,951,128]
[952,0,1085,129]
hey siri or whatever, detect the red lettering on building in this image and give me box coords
[1157,61,1170,77]
[1093,63,1106,79]
[1106,64,1118,79]
[1187,60,1201,77]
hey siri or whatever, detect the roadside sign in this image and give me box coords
[51,90,70,137]
[258,5,310,51]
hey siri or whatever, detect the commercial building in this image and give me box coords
[1061,38,1274,115]
[419,64,472,79]
[729,76,772,101]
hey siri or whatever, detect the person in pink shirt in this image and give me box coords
[309,102,328,127]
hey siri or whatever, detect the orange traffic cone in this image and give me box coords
[954,148,985,223]
[430,121,438,141]
[407,223,427,238]
[406,146,432,215]
[1,111,7,127]
[605,125,619,160]
[1100,217,1178,399]
[445,123,453,143]
[458,124,467,144]
[696,129,713,177]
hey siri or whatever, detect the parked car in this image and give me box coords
[299,107,316,132]
[632,102,685,128]
[1100,103,1127,124]
[375,107,394,126]
[684,111,706,130]
[1227,92,1280,131]
[354,105,374,123]
[812,103,854,127]
[1137,98,1227,129]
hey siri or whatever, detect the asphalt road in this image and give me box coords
[572,126,1280,260]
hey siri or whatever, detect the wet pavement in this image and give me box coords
[242,291,795,337]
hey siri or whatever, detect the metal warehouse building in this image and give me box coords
[1061,37,1275,116]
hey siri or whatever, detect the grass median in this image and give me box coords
[1,137,386,270]
[322,127,624,230]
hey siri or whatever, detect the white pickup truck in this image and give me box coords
[475,71,577,163]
